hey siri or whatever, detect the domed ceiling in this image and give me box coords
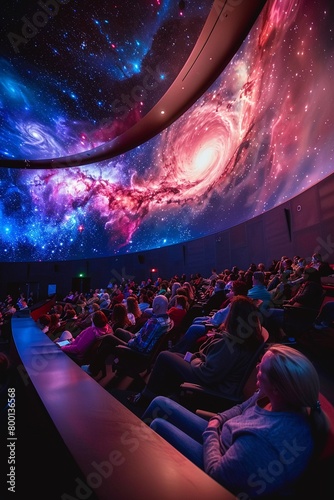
[0,0,333,262]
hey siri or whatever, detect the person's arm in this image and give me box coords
[202,397,252,470]
[203,430,269,496]
[211,307,229,326]
[61,328,94,355]
[190,337,241,385]
[202,394,269,496]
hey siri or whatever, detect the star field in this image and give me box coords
[0,0,333,262]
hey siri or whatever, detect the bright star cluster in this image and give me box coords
[0,0,333,262]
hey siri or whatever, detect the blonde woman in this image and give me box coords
[143,344,329,498]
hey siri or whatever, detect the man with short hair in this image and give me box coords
[247,271,272,312]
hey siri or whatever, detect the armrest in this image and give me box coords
[179,382,243,413]
[195,409,216,420]
[180,382,221,397]
[283,304,308,310]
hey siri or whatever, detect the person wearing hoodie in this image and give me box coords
[60,310,111,363]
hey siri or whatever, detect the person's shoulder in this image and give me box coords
[155,313,169,320]
[80,324,93,333]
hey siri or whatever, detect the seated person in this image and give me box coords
[247,271,272,314]
[167,295,188,330]
[138,292,151,312]
[125,296,148,333]
[49,303,63,319]
[129,296,267,405]
[167,287,190,310]
[35,314,51,334]
[51,308,81,340]
[142,344,330,499]
[105,295,172,354]
[168,282,181,307]
[286,268,323,308]
[99,292,111,309]
[307,252,333,277]
[75,303,101,331]
[109,303,134,332]
[47,313,62,339]
[83,295,173,375]
[170,280,249,354]
[192,281,235,324]
[181,279,228,329]
[265,268,324,339]
[267,258,293,292]
[59,310,112,363]
[269,270,293,307]
[201,279,227,315]
[290,257,306,281]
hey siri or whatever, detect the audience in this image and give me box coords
[170,280,249,354]
[2,251,334,497]
[128,296,267,406]
[266,267,324,339]
[142,344,329,499]
[111,288,125,307]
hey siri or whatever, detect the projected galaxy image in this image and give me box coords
[0,0,333,262]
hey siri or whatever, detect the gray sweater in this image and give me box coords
[202,391,313,498]
[190,332,260,397]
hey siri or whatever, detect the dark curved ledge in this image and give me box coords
[10,314,235,499]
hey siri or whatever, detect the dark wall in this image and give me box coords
[1,172,333,301]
